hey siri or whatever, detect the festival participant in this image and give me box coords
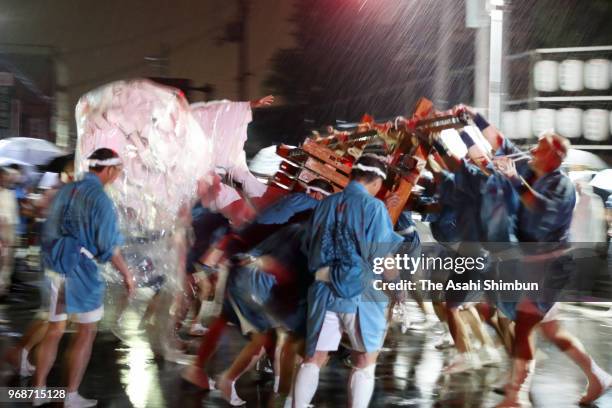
[218,222,313,405]
[428,138,505,374]
[173,192,231,337]
[181,179,333,395]
[457,105,612,407]
[33,148,134,408]
[291,155,403,408]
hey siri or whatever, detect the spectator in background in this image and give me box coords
[0,167,19,295]
[8,164,28,243]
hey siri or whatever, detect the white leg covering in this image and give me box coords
[348,364,376,408]
[292,363,320,408]
[20,348,35,377]
[590,357,611,382]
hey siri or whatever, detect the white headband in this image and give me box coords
[306,186,332,196]
[360,153,390,163]
[88,157,122,167]
[352,163,387,179]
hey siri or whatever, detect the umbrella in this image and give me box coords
[0,137,64,166]
[0,157,34,168]
[589,169,612,192]
[563,149,608,171]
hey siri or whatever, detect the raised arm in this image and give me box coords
[495,156,565,214]
[249,95,275,109]
[453,104,504,151]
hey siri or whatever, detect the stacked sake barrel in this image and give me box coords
[502,58,612,142]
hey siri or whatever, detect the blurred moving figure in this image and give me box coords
[181,178,333,404]
[0,167,19,295]
[4,155,76,378]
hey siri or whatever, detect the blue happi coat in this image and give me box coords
[454,158,519,244]
[42,173,124,313]
[498,139,575,244]
[227,223,312,334]
[255,192,317,225]
[302,181,403,356]
[495,139,576,320]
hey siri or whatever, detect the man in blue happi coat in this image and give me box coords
[291,155,403,408]
[34,148,134,408]
[458,105,612,407]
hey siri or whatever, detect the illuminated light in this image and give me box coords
[555,108,583,139]
[583,109,610,142]
[516,110,533,139]
[532,109,556,138]
[559,59,585,92]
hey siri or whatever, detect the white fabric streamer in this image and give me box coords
[75,79,214,231]
[191,100,267,201]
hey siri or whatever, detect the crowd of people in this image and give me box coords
[1,98,612,408]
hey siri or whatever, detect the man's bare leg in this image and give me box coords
[541,319,612,405]
[66,322,98,393]
[33,320,67,387]
[446,307,471,353]
[181,315,229,389]
[279,336,302,395]
[496,301,541,408]
[218,332,270,405]
[5,319,48,374]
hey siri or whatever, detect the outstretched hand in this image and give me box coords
[494,156,518,180]
[250,95,275,108]
[452,104,476,118]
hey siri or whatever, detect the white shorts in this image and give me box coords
[47,271,103,324]
[228,296,258,335]
[541,303,559,323]
[315,311,367,353]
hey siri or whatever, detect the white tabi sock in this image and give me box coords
[292,363,319,408]
[348,365,376,408]
[590,357,612,383]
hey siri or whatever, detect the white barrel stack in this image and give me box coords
[532,108,556,137]
[516,110,533,139]
[583,109,609,141]
[501,111,517,139]
[584,59,610,90]
[503,57,611,141]
[534,60,559,92]
[556,108,583,139]
[559,59,584,91]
